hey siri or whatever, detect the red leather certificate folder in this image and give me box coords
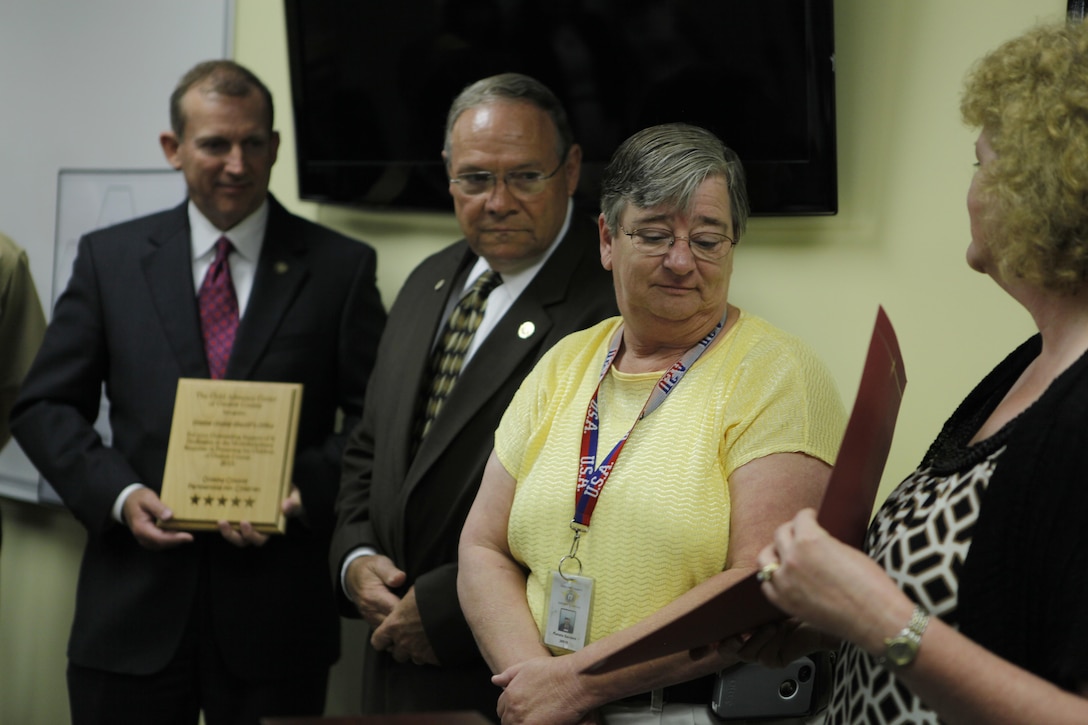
[586,306,907,673]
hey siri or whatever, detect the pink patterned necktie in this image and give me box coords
[198,236,239,380]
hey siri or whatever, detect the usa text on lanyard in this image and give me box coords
[558,310,729,578]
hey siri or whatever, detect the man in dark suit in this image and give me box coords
[330,73,618,720]
[11,60,386,725]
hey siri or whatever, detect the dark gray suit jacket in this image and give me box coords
[330,213,618,718]
[12,197,386,680]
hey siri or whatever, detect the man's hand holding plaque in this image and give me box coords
[159,378,303,535]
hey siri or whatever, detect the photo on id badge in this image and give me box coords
[545,570,593,651]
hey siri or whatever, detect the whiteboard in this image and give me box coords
[0,0,232,504]
[52,169,189,308]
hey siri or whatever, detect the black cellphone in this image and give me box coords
[711,652,835,720]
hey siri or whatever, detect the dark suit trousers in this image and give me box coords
[66,544,328,725]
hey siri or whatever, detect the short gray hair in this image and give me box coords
[600,123,749,242]
[443,73,573,164]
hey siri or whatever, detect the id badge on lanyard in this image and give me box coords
[543,312,726,652]
[544,562,594,652]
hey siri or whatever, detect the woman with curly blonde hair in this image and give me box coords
[734,19,1088,725]
[962,20,1088,293]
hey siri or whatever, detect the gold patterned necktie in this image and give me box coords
[418,269,503,440]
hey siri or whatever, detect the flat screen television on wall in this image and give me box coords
[284,0,837,216]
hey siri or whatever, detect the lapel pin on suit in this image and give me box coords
[275,261,289,275]
[517,321,536,339]
[434,279,446,291]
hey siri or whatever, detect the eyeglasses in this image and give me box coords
[622,227,736,261]
[449,158,566,197]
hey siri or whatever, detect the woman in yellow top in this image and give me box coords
[458,123,847,724]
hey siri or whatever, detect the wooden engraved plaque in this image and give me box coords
[159,378,302,534]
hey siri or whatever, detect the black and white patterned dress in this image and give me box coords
[824,425,1012,724]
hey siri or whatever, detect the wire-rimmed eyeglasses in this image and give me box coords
[622,227,736,261]
[449,157,566,197]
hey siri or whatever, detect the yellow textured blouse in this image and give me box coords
[494,310,847,648]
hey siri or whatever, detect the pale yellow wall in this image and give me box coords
[236,0,1058,507]
[0,1,1067,722]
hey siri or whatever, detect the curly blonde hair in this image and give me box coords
[961,20,1088,292]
